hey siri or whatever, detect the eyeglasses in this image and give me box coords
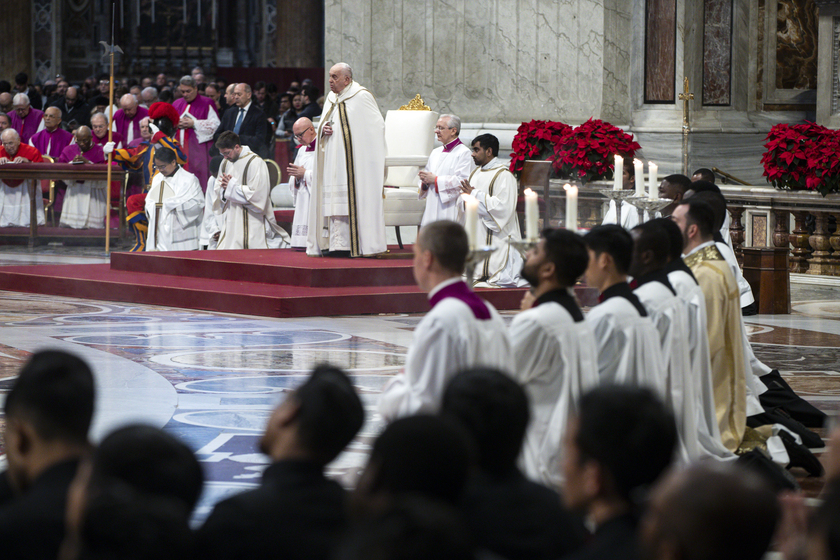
[294,126,314,139]
[434,126,453,131]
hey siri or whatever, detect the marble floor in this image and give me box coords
[0,247,836,522]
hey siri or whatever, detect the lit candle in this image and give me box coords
[465,195,479,250]
[613,155,623,191]
[564,184,578,232]
[524,188,538,241]
[648,162,658,200]
[634,159,644,197]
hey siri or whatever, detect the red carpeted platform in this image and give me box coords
[0,247,590,318]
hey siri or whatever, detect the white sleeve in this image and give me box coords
[435,152,474,204]
[192,106,221,144]
[473,171,517,234]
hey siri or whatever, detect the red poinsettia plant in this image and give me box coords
[552,118,641,183]
[762,122,840,197]
[508,118,640,182]
[509,120,573,177]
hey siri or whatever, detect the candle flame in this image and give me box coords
[524,188,534,196]
[563,183,572,192]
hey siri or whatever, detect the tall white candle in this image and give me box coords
[465,195,479,249]
[648,162,658,200]
[613,155,623,191]
[564,184,578,232]
[634,159,644,196]
[524,188,539,241]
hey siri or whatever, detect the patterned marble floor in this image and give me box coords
[0,247,836,521]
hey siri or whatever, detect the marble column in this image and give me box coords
[790,210,811,273]
[644,0,677,102]
[815,0,840,127]
[807,212,832,275]
[728,206,745,265]
[0,0,32,80]
[830,212,840,275]
[772,209,790,252]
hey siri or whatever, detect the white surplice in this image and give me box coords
[200,176,223,249]
[509,297,599,489]
[419,141,474,226]
[60,179,106,229]
[602,199,640,229]
[0,180,44,227]
[308,81,387,256]
[290,145,316,248]
[634,278,699,463]
[378,278,514,421]
[460,159,527,288]
[213,146,290,250]
[144,166,204,251]
[585,286,663,389]
[716,240,755,308]
[669,267,737,461]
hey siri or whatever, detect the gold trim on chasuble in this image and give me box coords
[338,101,362,257]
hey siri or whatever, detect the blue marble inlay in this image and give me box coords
[65,330,348,348]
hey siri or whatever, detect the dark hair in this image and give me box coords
[368,415,475,505]
[471,134,499,157]
[215,130,240,151]
[655,463,779,560]
[418,220,468,275]
[15,73,28,86]
[651,217,685,261]
[692,168,716,183]
[153,147,177,165]
[302,86,319,101]
[676,199,716,239]
[77,485,195,560]
[542,228,588,286]
[631,220,670,271]
[0,80,11,93]
[158,90,174,103]
[89,425,204,511]
[335,497,475,560]
[209,155,223,177]
[575,386,676,503]
[582,224,634,275]
[441,368,528,476]
[662,174,692,196]
[291,364,365,465]
[689,191,727,231]
[280,93,292,104]
[254,81,267,91]
[4,350,95,444]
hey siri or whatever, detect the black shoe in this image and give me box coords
[778,429,824,477]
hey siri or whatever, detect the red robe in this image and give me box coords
[0,144,43,187]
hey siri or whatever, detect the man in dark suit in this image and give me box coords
[297,85,322,120]
[48,86,90,131]
[195,365,365,560]
[0,350,95,560]
[214,82,272,158]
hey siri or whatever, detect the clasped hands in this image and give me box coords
[0,157,29,164]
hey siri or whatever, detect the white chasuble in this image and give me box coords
[510,298,599,489]
[145,166,204,251]
[461,160,527,288]
[308,81,387,257]
[419,142,474,226]
[213,146,290,250]
[290,146,316,248]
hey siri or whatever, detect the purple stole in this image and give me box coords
[30,128,73,159]
[173,95,217,191]
[428,280,491,320]
[112,106,149,144]
[10,108,44,144]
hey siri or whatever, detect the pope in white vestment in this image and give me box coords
[418,116,474,226]
[307,64,387,257]
[144,162,204,251]
[510,290,599,488]
[213,136,290,250]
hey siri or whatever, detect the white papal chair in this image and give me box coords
[383,95,439,248]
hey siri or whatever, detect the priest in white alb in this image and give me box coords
[286,117,316,249]
[458,134,526,287]
[307,62,387,257]
[510,228,599,489]
[418,114,473,226]
[582,225,662,387]
[378,221,514,421]
[629,220,699,463]
[213,131,290,250]
[144,146,204,251]
[58,126,107,229]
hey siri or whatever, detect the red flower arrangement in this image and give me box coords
[508,118,640,183]
[762,122,840,197]
[553,118,641,183]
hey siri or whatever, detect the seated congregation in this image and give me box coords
[0,214,830,560]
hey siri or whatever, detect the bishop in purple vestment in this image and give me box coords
[173,76,220,190]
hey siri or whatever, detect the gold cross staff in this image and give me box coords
[678,77,694,132]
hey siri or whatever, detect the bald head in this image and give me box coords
[43,106,62,131]
[292,117,315,145]
[75,126,93,152]
[1,128,22,157]
[120,93,139,118]
[0,93,11,112]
